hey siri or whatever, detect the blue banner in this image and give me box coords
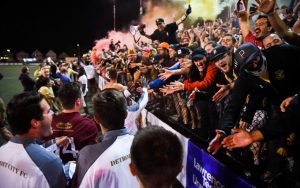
[186,141,253,188]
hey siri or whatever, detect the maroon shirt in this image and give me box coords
[245,32,263,49]
[49,112,99,163]
[51,112,98,149]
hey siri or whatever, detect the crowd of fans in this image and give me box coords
[1,0,300,187]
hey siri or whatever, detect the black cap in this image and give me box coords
[177,47,190,58]
[234,43,261,69]
[170,44,179,51]
[153,54,164,63]
[192,48,207,60]
[210,45,228,62]
[156,18,165,25]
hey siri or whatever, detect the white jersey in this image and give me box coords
[80,63,95,80]
[72,128,139,188]
[125,88,148,134]
[0,137,66,188]
[78,75,88,96]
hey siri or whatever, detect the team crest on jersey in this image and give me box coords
[56,122,73,130]
[274,69,285,80]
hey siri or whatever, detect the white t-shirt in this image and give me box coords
[81,63,95,79]
[78,75,88,96]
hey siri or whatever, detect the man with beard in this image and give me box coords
[238,12,273,48]
[0,92,66,188]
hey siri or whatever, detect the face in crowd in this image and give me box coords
[244,55,262,71]
[169,48,177,59]
[157,22,165,31]
[39,99,54,137]
[178,54,190,63]
[204,43,215,54]
[6,93,53,139]
[158,46,169,58]
[254,17,272,40]
[221,35,236,51]
[41,67,50,78]
[128,54,137,62]
[213,53,232,73]
[262,34,283,49]
[194,57,207,72]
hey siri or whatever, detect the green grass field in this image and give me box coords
[0,65,37,105]
[0,65,39,144]
[0,65,96,144]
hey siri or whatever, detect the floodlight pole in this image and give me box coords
[113,0,116,31]
[140,0,143,15]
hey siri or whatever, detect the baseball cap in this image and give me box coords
[192,48,207,60]
[158,42,170,50]
[177,47,190,58]
[210,45,228,62]
[169,44,179,51]
[234,43,262,70]
[153,54,164,63]
[142,47,151,53]
[156,18,165,25]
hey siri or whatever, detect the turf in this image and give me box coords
[0,65,37,105]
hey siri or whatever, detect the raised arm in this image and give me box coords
[176,5,192,25]
[259,0,300,46]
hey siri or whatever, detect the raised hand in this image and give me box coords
[258,0,276,14]
[186,4,192,15]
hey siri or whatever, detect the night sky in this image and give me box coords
[0,0,140,55]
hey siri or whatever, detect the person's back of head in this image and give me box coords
[39,77,50,87]
[50,64,57,76]
[58,82,81,110]
[130,126,183,188]
[78,67,86,77]
[6,92,43,135]
[21,66,29,74]
[92,89,127,131]
[108,68,118,80]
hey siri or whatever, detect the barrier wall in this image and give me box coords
[141,109,253,188]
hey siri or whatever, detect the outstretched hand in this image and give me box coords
[280,96,294,112]
[188,87,200,103]
[222,129,253,149]
[159,86,175,96]
[158,68,173,81]
[207,130,225,155]
[212,83,230,102]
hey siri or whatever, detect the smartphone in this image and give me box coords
[236,0,245,12]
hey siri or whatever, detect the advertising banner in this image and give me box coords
[186,141,253,188]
